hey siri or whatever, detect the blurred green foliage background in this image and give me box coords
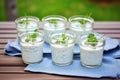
[0,0,120,21]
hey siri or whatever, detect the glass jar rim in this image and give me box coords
[80,32,105,48]
[15,16,40,24]
[50,32,76,45]
[42,15,67,22]
[20,31,44,43]
[68,15,94,23]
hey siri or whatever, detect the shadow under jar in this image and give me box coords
[42,15,67,44]
[69,15,94,45]
[20,32,44,64]
[79,32,105,68]
[50,32,76,66]
[15,16,40,41]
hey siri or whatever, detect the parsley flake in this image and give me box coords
[86,33,98,46]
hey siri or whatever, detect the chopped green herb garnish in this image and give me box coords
[62,33,66,40]
[78,13,92,24]
[86,33,98,46]
[18,16,29,24]
[55,33,69,45]
[88,33,95,39]
[18,21,24,24]
[78,19,87,24]
[31,38,36,42]
[86,12,92,18]
[34,29,38,32]
[25,38,30,42]
[30,33,38,38]
[48,19,57,24]
[25,29,39,42]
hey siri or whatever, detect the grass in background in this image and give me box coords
[0,0,120,21]
[0,0,5,21]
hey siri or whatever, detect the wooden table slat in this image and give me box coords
[0,30,17,34]
[0,55,25,66]
[0,66,26,73]
[0,22,120,29]
[0,74,113,80]
[0,34,17,39]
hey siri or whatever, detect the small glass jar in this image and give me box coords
[42,15,67,44]
[50,32,76,66]
[79,32,105,68]
[20,32,44,64]
[15,16,40,40]
[69,15,94,45]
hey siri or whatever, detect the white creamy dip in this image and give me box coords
[20,37,43,64]
[80,39,104,68]
[51,44,74,66]
[50,33,75,66]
